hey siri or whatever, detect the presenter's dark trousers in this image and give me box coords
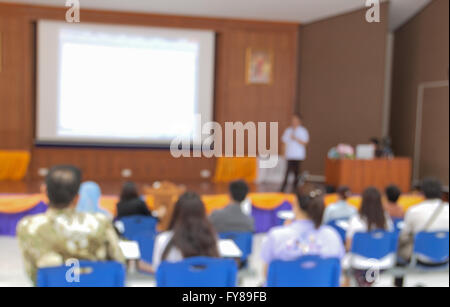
[280,160,302,192]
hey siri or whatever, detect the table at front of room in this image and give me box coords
[325,158,412,194]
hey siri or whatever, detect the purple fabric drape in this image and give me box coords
[0,200,292,236]
[251,201,292,233]
[0,201,48,236]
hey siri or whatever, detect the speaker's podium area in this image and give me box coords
[0,0,449,290]
[325,158,412,194]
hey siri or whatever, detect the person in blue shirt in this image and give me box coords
[76,181,110,217]
[322,186,357,224]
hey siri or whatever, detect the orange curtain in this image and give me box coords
[0,151,31,180]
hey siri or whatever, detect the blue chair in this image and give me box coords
[267,255,341,287]
[118,215,158,240]
[326,219,349,243]
[411,231,449,268]
[36,260,125,287]
[350,231,398,270]
[156,257,238,287]
[218,232,253,264]
[132,232,156,265]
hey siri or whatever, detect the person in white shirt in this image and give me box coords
[323,186,357,224]
[280,114,310,192]
[152,192,219,271]
[395,178,449,287]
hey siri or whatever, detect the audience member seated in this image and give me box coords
[395,178,449,287]
[345,187,393,286]
[116,181,156,219]
[152,192,219,271]
[16,165,125,284]
[210,180,254,233]
[260,185,345,279]
[76,181,111,217]
[322,185,357,224]
[384,184,404,219]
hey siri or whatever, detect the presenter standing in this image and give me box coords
[280,114,309,192]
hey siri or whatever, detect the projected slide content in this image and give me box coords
[37,21,215,146]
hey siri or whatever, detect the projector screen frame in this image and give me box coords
[35,20,216,148]
[34,139,209,151]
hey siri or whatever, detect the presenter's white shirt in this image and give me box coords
[282,126,309,161]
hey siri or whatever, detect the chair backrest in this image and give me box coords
[392,218,405,233]
[326,219,349,243]
[156,257,238,287]
[218,232,253,261]
[413,231,449,263]
[132,232,156,264]
[351,231,397,260]
[36,261,125,287]
[118,215,158,240]
[267,255,341,287]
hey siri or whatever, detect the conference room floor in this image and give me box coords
[1,235,448,287]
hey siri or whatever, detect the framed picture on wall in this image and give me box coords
[245,48,273,85]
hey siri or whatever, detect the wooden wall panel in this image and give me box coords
[29,147,215,181]
[0,3,299,182]
[325,158,411,194]
[298,4,389,176]
[0,17,31,149]
[390,0,449,186]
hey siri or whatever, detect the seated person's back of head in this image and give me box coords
[116,181,152,218]
[17,165,125,284]
[260,184,345,268]
[322,185,357,224]
[345,187,393,287]
[152,192,219,270]
[347,187,393,239]
[209,180,254,233]
[384,184,404,219]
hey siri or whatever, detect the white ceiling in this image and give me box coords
[0,0,431,30]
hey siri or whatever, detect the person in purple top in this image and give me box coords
[261,184,345,277]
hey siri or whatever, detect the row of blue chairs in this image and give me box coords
[36,229,448,287]
[328,217,449,271]
[36,213,448,286]
[327,217,406,244]
[36,255,338,287]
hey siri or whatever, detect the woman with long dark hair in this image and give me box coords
[346,187,393,248]
[345,187,393,286]
[152,192,219,270]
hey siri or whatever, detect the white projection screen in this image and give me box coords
[36,20,215,147]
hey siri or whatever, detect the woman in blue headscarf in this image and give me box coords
[76,181,110,217]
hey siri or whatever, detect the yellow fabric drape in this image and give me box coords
[0,193,425,216]
[0,151,31,180]
[0,194,46,213]
[213,157,258,183]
